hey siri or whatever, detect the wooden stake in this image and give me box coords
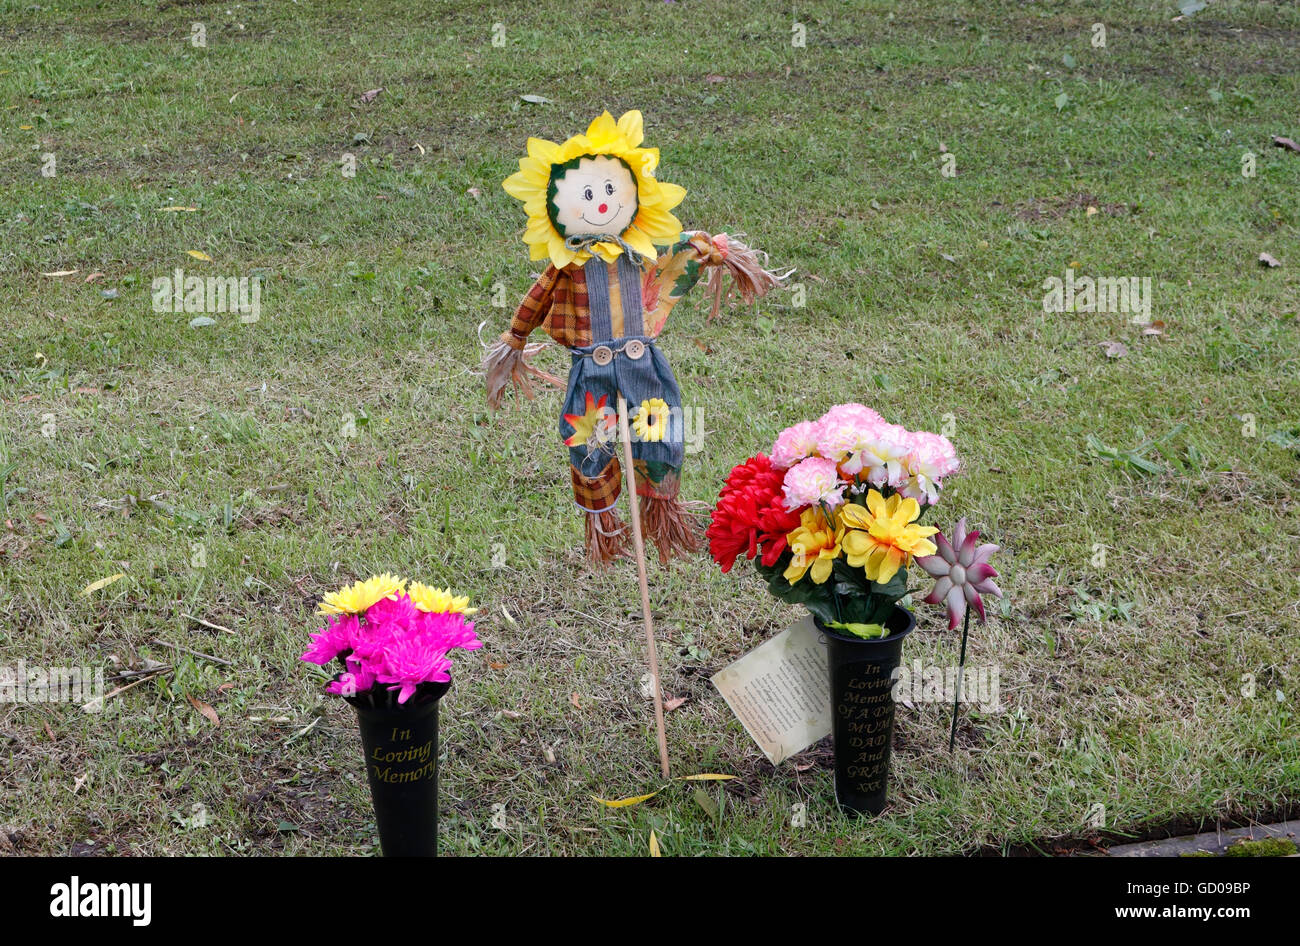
[618,392,671,778]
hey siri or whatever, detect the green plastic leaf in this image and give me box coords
[827,620,887,640]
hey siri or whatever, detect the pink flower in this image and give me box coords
[917,518,1001,629]
[845,423,910,486]
[364,593,421,630]
[770,420,822,470]
[900,431,960,505]
[418,610,482,652]
[782,456,845,510]
[377,636,453,704]
[325,654,378,696]
[819,402,883,431]
[815,405,883,463]
[300,614,360,665]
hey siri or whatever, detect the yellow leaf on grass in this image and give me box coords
[676,773,737,782]
[185,250,213,261]
[80,573,125,596]
[41,269,78,277]
[20,124,33,130]
[160,206,198,213]
[649,830,661,857]
[592,790,660,808]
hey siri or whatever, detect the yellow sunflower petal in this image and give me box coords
[623,227,658,260]
[650,179,686,211]
[617,110,644,147]
[526,136,560,163]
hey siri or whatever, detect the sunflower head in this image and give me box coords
[502,110,686,268]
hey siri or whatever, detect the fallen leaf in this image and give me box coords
[80,573,125,596]
[500,604,517,624]
[414,142,426,155]
[940,252,956,263]
[1100,340,1128,359]
[1085,205,1098,216]
[188,316,216,328]
[676,773,737,782]
[187,696,220,726]
[158,206,198,213]
[663,695,687,713]
[1142,325,1164,337]
[72,773,88,794]
[359,87,384,103]
[519,94,551,105]
[692,788,719,819]
[592,790,659,808]
[705,74,725,84]
[794,761,816,772]
[84,272,105,283]
[466,187,482,199]
[570,692,582,710]
[43,723,55,742]
[1259,252,1281,268]
[1272,136,1300,154]
[217,683,236,693]
[495,709,522,719]
[692,338,712,354]
[32,512,50,523]
[489,661,507,670]
[41,269,78,277]
[185,250,213,262]
[73,386,99,394]
[649,830,661,857]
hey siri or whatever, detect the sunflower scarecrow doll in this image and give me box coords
[484,109,786,565]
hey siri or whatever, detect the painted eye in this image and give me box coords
[604,181,615,196]
[583,186,593,201]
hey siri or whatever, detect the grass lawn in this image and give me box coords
[1,0,1297,856]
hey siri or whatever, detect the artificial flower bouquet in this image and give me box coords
[300,574,481,856]
[707,403,1001,638]
[301,573,481,708]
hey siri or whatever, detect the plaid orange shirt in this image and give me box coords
[507,264,591,349]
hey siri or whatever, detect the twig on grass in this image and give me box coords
[152,638,233,667]
[181,613,235,635]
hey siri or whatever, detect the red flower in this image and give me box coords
[756,499,803,567]
[708,455,791,572]
[720,452,776,497]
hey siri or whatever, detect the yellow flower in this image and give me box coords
[317,572,406,616]
[840,491,939,585]
[782,508,843,585]
[502,110,686,268]
[408,581,477,616]
[632,398,670,442]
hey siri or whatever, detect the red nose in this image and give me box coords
[598,203,608,214]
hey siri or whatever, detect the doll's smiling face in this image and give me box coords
[550,155,639,239]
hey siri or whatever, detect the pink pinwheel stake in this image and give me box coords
[916,518,1002,751]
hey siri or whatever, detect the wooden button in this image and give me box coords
[592,345,613,366]
[625,339,645,360]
